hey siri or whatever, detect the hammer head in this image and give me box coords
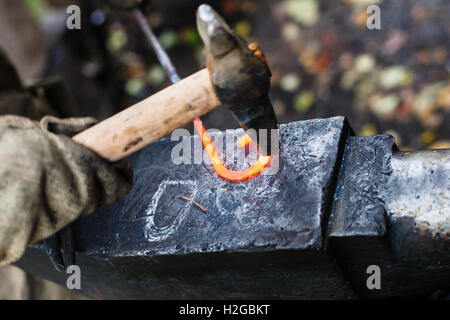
[196,4,278,155]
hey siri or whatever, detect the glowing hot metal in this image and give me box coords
[193,118,271,181]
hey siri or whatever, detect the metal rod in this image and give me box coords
[132,8,181,84]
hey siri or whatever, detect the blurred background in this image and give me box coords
[1,0,449,150]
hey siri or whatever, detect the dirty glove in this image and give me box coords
[0,115,133,266]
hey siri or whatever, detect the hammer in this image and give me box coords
[72,4,278,162]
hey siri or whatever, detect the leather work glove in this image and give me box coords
[0,115,133,266]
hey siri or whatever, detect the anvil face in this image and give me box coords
[74,116,349,256]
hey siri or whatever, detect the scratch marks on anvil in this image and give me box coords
[143,179,198,241]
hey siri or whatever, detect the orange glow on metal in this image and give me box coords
[192,117,271,181]
[237,134,252,148]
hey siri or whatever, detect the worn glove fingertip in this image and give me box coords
[105,161,134,205]
[40,116,98,137]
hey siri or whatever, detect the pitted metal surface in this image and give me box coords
[328,135,396,238]
[386,150,450,245]
[329,136,450,298]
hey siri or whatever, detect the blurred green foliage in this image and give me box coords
[24,0,47,19]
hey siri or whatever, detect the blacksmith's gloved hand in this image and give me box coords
[0,115,133,267]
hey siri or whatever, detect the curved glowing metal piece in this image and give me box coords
[132,10,271,182]
[237,134,252,148]
[192,117,271,181]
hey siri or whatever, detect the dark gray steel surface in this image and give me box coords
[329,136,450,298]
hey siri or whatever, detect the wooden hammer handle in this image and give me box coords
[72,68,220,162]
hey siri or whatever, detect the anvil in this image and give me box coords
[15,117,450,299]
